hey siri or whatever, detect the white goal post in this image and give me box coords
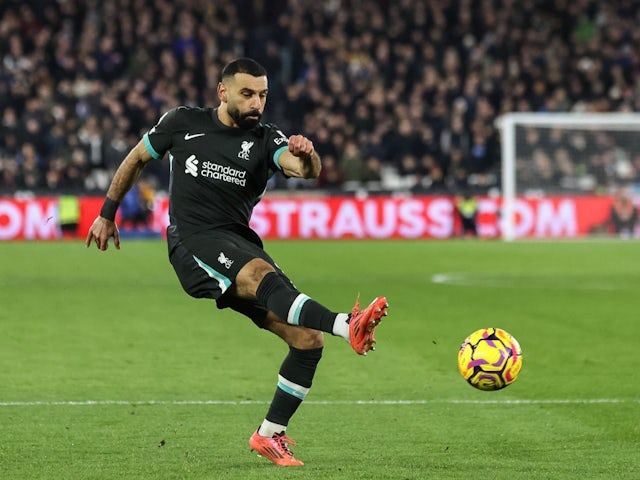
[496,112,640,241]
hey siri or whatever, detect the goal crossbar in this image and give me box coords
[496,112,640,241]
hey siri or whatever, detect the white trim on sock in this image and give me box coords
[287,293,310,325]
[277,375,310,400]
[258,419,287,437]
[332,313,350,340]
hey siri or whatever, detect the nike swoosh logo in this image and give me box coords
[184,133,205,140]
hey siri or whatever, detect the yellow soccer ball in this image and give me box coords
[458,328,523,391]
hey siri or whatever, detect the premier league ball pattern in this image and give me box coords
[458,328,523,391]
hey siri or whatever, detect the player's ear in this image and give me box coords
[217,82,227,103]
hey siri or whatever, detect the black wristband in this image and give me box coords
[99,197,120,221]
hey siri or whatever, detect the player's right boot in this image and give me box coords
[249,430,304,467]
[349,295,388,355]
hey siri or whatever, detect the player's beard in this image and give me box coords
[228,105,262,129]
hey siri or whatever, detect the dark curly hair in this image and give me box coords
[221,57,267,80]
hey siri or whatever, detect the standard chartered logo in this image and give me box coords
[185,155,198,177]
[183,155,246,186]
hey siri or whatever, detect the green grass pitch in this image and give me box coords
[1,238,639,479]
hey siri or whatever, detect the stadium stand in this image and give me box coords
[1,0,638,195]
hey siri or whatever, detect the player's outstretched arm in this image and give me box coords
[85,140,153,251]
[279,134,321,179]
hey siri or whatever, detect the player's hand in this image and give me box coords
[288,135,315,160]
[85,216,120,251]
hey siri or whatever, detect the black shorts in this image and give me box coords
[167,226,294,327]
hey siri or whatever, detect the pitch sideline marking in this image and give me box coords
[431,272,625,290]
[1,398,638,407]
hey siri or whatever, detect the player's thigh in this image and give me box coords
[170,232,269,299]
[169,241,227,299]
[216,263,297,327]
[169,231,296,311]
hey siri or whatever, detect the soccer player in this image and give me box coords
[85,57,388,467]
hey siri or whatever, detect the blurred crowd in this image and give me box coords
[1,0,639,196]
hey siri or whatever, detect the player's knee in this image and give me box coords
[291,328,324,350]
[235,258,276,298]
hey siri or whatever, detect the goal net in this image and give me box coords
[496,113,640,240]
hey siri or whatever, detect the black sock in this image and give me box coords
[265,346,323,426]
[255,272,338,333]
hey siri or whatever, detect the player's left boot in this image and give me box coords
[249,430,304,466]
[349,295,388,355]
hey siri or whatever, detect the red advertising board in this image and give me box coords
[251,196,617,239]
[0,195,631,240]
[0,197,60,240]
